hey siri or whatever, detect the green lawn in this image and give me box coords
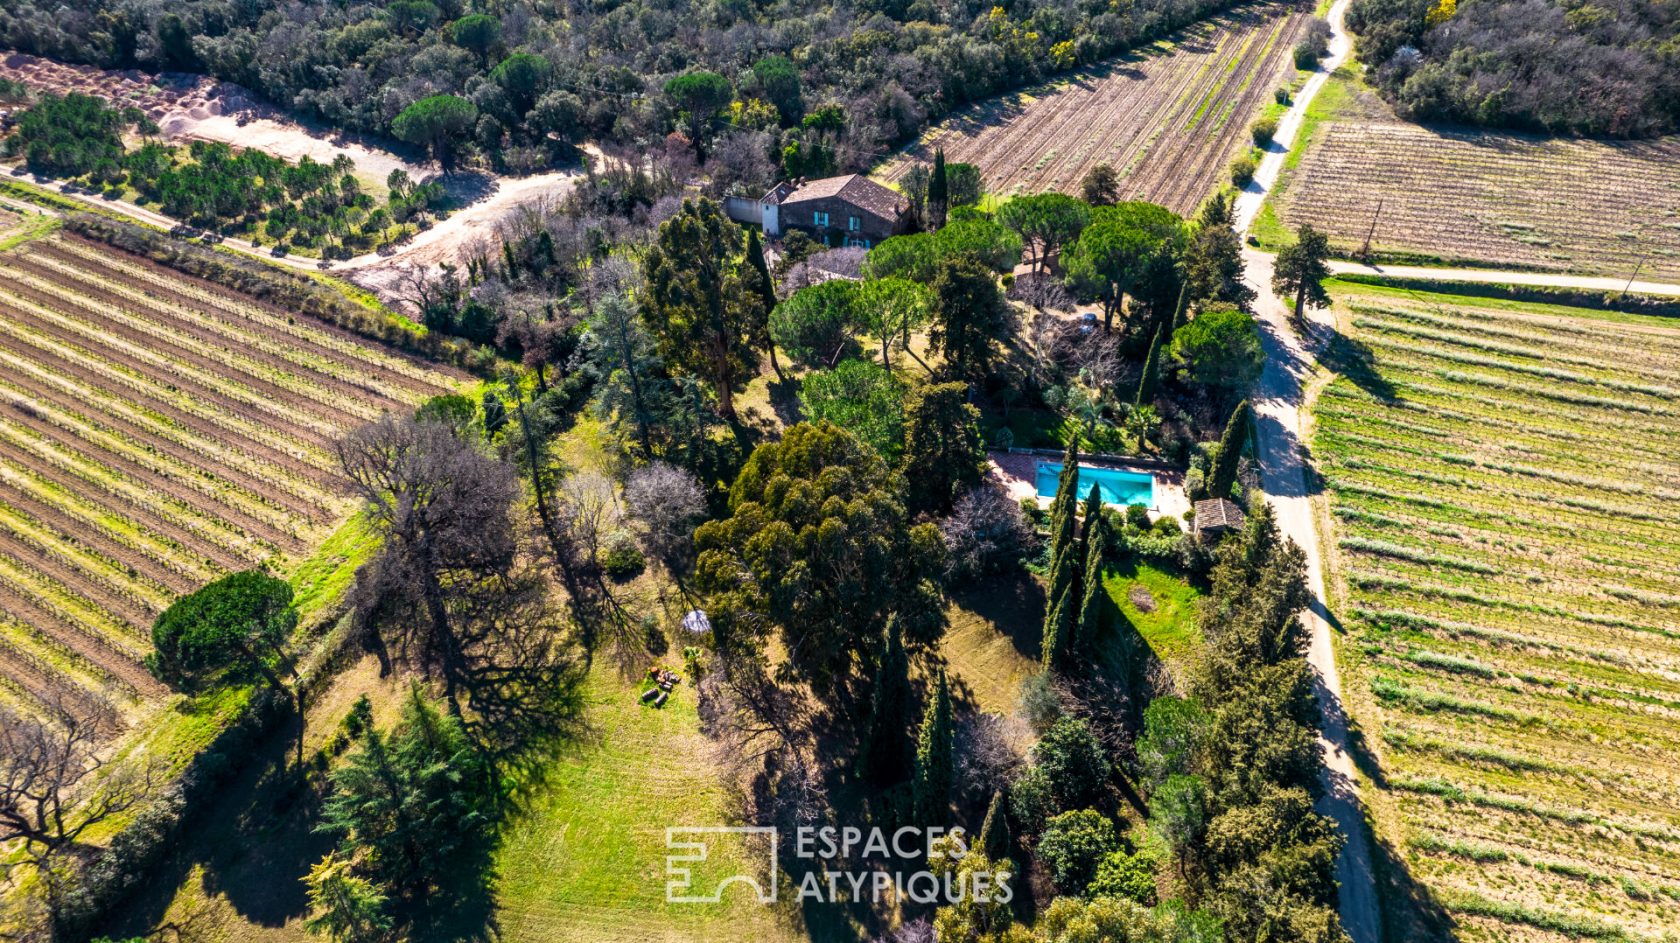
[942,559,1201,721]
[493,665,804,943]
[1102,558,1204,665]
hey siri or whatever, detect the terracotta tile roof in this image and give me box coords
[777,174,906,220]
[1194,498,1245,531]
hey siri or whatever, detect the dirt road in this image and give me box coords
[1325,258,1680,297]
[1242,248,1380,943]
[5,165,579,295]
[0,51,580,295]
[1233,2,1383,942]
[340,170,578,299]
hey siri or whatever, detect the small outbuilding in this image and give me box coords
[1193,498,1246,539]
[681,609,712,635]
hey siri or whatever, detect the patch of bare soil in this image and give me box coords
[1129,584,1157,613]
[0,52,428,187]
[345,171,580,305]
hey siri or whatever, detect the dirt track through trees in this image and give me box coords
[0,233,460,730]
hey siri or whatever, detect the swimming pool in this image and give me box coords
[1035,462,1154,508]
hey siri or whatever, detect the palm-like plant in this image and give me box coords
[1122,403,1160,453]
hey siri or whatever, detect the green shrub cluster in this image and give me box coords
[8,94,444,256]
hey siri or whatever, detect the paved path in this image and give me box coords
[1233,1,1383,942]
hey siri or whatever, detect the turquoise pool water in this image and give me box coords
[1035,462,1154,507]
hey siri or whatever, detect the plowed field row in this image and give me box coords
[1269,81,1680,280]
[1317,284,1680,941]
[0,304,337,482]
[0,233,459,729]
[0,277,344,448]
[874,2,1306,213]
[17,249,410,414]
[0,476,206,593]
[0,356,334,531]
[47,237,451,396]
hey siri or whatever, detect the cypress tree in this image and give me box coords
[913,668,954,825]
[1075,498,1107,656]
[1042,580,1075,669]
[1056,437,1080,496]
[978,788,1011,860]
[481,390,507,435]
[1050,439,1080,562]
[928,149,949,231]
[861,617,915,785]
[744,227,785,381]
[1046,501,1077,609]
[1210,399,1252,499]
[1044,439,1083,662]
[1135,327,1162,407]
[1080,482,1103,554]
[1166,282,1188,338]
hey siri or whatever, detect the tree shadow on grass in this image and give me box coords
[101,645,587,943]
[950,568,1047,665]
[1370,828,1457,943]
[1320,328,1400,405]
[97,715,330,939]
[768,375,805,429]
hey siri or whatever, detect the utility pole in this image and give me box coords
[1619,253,1648,300]
[1358,199,1383,262]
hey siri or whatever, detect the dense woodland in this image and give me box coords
[0,0,1284,178]
[1348,0,1680,136]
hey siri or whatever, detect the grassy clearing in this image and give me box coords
[1315,282,1680,942]
[286,511,376,626]
[943,572,1046,717]
[1103,558,1203,665]
[494,665,803,943]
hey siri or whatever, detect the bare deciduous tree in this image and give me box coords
[623,462,706,567]
[555,470,620,568]
[0,697,149,860]
[697,651,825,837]
[338,415,520,714]
[940,484,1037,585]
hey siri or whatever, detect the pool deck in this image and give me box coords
[988,449,1190,522]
